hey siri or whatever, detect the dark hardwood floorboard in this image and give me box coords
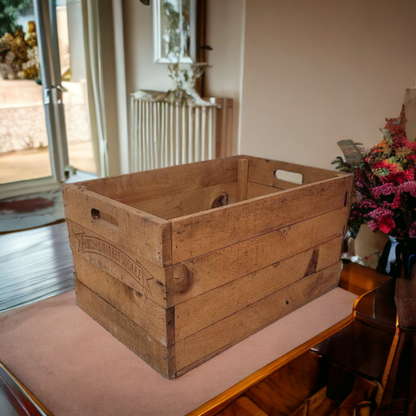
[0,223,74,313]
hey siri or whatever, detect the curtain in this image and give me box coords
[81,0,109,177]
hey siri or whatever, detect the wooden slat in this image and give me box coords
[245,156,340,187]
[66,220,170,308]
[62,184,172,267]
[237,158,249,202]
[77,156,239,204]
[247,182,283,199]
[75,280,175,379]
[171,175,353,263]
[73,254,174,346]
[171,208,347,305]
[175,263,341,371]
[174,239,342,341]
[130,182,238,220]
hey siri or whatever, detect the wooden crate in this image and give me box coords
[62,155,353,379]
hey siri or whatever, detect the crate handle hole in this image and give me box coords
[274,170,303,184]
[91,208,119,228]
[211,193,229,209]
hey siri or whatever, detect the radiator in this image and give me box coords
[129,91,233,172]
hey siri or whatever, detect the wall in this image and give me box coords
[239,0,416,258]
[240,0,416,169]
[123,0,172,96]
[204,0,245,155]
[122,0,245,154]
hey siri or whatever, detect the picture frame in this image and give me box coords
[153,0,197,64]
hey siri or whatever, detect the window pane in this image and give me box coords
[0,0,52,184]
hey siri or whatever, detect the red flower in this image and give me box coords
[378,217,396,234]
[383,169,414,185]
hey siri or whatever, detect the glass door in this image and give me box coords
[0,0,76,199]
[0,0,55,186]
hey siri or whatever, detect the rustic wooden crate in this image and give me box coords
[62,155,353,379]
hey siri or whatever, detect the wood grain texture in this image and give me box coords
[79,156,239,204]
[172,209,347,305]
[247,182,283,199]
[216,400,257,416]
[175,240,342,341]
[171,175,353,263]
[73,254,174,346]
[130,182,238,220]
[75,280,175,379]
[237,159,249,202]
[63,184,172,267]
[66,219,171,308]
[175,263,341,371]
[243,348,321,415]
[63,156,352,378]
[236,397,268,416]
[245,156,341,188]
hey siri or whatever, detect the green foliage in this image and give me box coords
[0,0,31,36]
[331,156,352,173]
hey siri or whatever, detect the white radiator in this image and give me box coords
[129,91,233,172]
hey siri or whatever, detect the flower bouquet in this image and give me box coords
[334,106,416,240]
[334,106,416,277]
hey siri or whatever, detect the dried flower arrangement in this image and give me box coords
[334,106,416,240]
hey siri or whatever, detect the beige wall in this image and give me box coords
[123,0,172,95]
[240,0,416,170]
[204,0,245,154]
[122,0,245,155]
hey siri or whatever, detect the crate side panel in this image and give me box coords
[175,263,341,373]
[246,156,341,188]
[247,182,283,198]
[131,182,238,220]
[78,156,239,204]
[171,207,348,305]
[73,253,174,346]
[174,237,342,341]
[75,280,175,379]
[66,219,170,308]
[63,185,172,267]
[171,175,353,263]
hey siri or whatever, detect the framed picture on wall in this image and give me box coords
[153,0,197,64]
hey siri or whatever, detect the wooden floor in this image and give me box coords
[0,223,74,313]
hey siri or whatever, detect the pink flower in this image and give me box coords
[368,208,394,221]
[367,220,378,231]
[397,181,416,197]
[371,183,397,199]
[410,222,416,238]
[357,199,378,209]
